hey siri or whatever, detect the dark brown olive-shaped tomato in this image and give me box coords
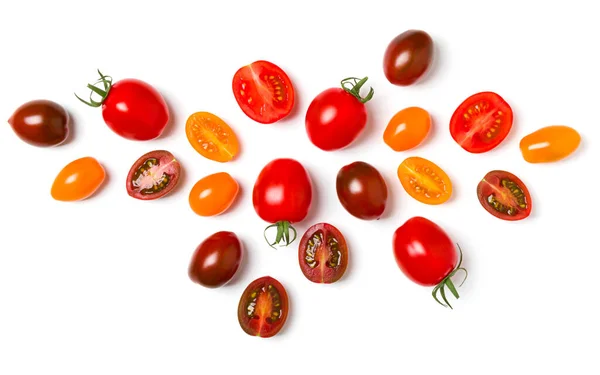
[8,99,70,147]
[126,150,181,200]
[188,231,243,288]
[298,223,348,284]
[383,29,433,86]
[336,161,388,220]
[238,276,289,338]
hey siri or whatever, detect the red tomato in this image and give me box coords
[476,170,532,221]
[305,77,374,151]
[298,223,349,284]
[75,70,169,141]
[252,158,312,247]
[392,217,467,309]
[237,276,289,338]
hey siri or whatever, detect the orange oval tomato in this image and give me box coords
[185,112,240,163]
[519,125,581,163]
[189,172,239,217]
[51,157,106,202]
[383,107,431,151]
[397,156,452,205]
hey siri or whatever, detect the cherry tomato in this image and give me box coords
[237,276,289,338]
[189,172,239,217]
[392,216,467,309]
[305,77,374,151]
[125,150,181,200]
[253,158,312,247]
[232,60,295,124]
[336,161,388,220]
[188,231,243,288]
[75,70,169,141]
[397,156,452,205]
[8,99,70,147]
[51,157,106,202]
[185,111,239,163]
[383,106,431,151]
[476,170,532,221]
[449,91,513,153]
[383,30,434,86]
[298,223,349,284]
[519,125,581,163]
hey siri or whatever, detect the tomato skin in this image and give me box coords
[298,223,349,284]
[383,106,431,151]
[383,30,433,86]
[476,170,532,221]
[336,161,388,220]
[519,125,581,163]
[51,157,106,202]
[125,150,181,200]
[189,172,239,217]
[397,156,452,205]
[8,99,70,147]
[185,112,239,163]
[237,276,289,338]
[188,231,243,288]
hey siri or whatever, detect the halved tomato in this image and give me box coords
[232,60,295,124]
[449,91,513,153]
[397,156,452,205]
[237,276,289,338]
[185,112,239,163]
[126,150,181,200]
[298,223,349,284]
[476,170,532,221]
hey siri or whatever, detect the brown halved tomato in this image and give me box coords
[237,276,289,338]
[397,156,452,205]
[185,112,239,163]
[298,223,348,284]
[126,150,181,200]
[477,170,532,221]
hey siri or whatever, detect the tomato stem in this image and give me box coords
[341,77,374,104]
[74,69,113,108]
[432,244,468,309]
[264,221,298,248]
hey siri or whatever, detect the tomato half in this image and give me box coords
[232,60,295,124]
[298,223,349,284]
[449,91,513,153]
[476,170,532,221]
[519,125,581,163]
[397,156,452,205]
[188,231,243,288]
[189,172,239,217]
[185,112,239,163]
[51,157,106,202]
[336,161,388,220]
[126,150,181,200]
[237,276,289,338]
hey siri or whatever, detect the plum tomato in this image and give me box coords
[51,157,106,202]
[237,276,289,338]
[185,111,239,163]
[232,60,295,124]
[519,125,581,163]
[450,91,513,153]
[126,150,181,200]
[383,30,434,86]
[397,156,452,205]
[336,161,388,220]
[305,77,374,151]
[188,231,243,288]
[476,170,532,221]
[8,99,70,147]
[189,172,239,217]
[383,106,431,151]
[298,223,348,284]
[392,216,467,309]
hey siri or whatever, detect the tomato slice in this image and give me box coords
[237,276,289,338]
[298,223,349,284]
[449,91,513,153]
[397,156,452,205]
[476,170,532,221]
[232,60,295,124]
[185,112,239,163]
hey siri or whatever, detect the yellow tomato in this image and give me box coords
[519,125,581,163]
[383,107,431,151]
[189,172,239,216]
[51,157,106,201]
[397,156,452,205]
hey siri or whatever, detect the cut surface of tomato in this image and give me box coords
[237,276,289,338]
[298,223,348,284]
[397,156,452,205]
[185,112,239,163]
[476,170,532,221]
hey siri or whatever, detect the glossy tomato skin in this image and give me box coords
[476,170,532,221]
[519,125,581,163]
[237,276,289,338]
[189,172,239,217]
[336,161,388,220]
[126,150,181,200]
[383,30,434,86]
[188,231,243,288]
[8,99,69,147]
[383,106,431,151]
[185,111,239,163]
[51,157,106,202]
[298,223,349,284]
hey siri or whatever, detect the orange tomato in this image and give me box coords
[519,125,581,163]
[397,156,452,205]
[51,157,106,201]
[185,112,239,163]
[189,172,239,217]
[383,107,431,151]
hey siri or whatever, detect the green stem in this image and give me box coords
[432,244,469,309]
[340,76,374,103]
[263,221,298,249]
[74,69,113,107]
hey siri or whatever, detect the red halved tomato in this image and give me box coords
[476,170,532,221]
[126,150,181,200]
[237,276,289,338]
[298,223,349,284]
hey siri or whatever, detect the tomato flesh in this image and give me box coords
[397,156,452,205]
[237,276,289,338]
[519,125,581,163]
[126,150,181,200]
[185,111,239,163]
[477,170,532,221]
[298,223,348,284]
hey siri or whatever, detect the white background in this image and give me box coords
[1,1,599,374]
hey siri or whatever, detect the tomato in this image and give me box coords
[189,172,239,217]
[188,231,243,288]
[336,161,388,220]
[185,112,239,163]
[298,223,349,284]
[75,70,169,141]
[383,106,431,151]
[519,125,581,163]
[305,77,374,151]
[8,99,70,147]
[51,157,106,202]
[237,276,289,338]
[253,158,312,247]
[476,170,532,221]
[126,150,181,200]
[383,30,434,86]
[397,156,452,205]
[392,216,467,309]
[449,91,513,153]
[232,60,295,124]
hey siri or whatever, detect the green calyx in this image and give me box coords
[264,221,297,249]
[432,244,468,309]
[74,69,113,107]
[341,76,374,104]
